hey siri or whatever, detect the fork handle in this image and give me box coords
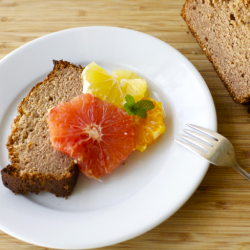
[232,162,250,181]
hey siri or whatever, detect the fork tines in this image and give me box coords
[186,124,220,140]
[174,124,219,160]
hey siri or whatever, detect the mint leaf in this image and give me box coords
[125,95,135,107]
[132,107,147,118]
[124,103,135,115]
[123,95,155,119]
[131,102,140,110]
[136,100,154,111]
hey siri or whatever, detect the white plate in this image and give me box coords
[0,27,216,249]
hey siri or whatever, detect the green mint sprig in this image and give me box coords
[124,95,154,119]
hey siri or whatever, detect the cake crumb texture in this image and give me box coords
[182,0,250,103]
[1,60,83,197]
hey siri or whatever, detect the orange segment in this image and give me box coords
[48,93,134,179]
[133,98,165,152]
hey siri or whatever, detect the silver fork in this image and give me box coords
[174,124,250,181]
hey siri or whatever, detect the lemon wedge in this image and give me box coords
[82,62,148,108]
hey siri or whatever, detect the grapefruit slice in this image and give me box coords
[48,93,134,179]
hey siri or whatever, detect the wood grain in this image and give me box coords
[1,0,250,249]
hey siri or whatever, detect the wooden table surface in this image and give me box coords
[1,0,250,249]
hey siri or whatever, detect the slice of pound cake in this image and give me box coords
[182,0,250,104]
[1,60,84,197]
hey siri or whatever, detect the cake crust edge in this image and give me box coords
[1,164,79,197]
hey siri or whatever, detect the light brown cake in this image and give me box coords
[1,60,84,197]
[182,0,250,103]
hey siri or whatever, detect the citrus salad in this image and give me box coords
[48,62,165,179]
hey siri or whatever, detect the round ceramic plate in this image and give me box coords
[0,27,216,249]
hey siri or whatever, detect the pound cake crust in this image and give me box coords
[1,164,79,197]
[182,0,250,104]
[1,60,84,197]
